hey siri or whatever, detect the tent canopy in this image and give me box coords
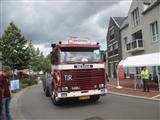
[120,52,160,67]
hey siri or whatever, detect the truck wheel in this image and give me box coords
[91,95,100,102]
[45,87,50,97]
[51,92,61,105]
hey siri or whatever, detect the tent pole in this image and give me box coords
[156,66,160,92]
[116,77,123,89]
[134,74,137,90]
[158,77,160,92]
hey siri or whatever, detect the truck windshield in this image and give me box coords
[60,49,101,63]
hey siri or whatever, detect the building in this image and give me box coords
[106,0,160,81]
[120,0,160,79]
[106,17,126,78]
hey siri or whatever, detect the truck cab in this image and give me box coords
[45,37,107,105]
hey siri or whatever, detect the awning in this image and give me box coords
[122,52,160,67]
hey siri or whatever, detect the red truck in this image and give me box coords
[43,37,108,105]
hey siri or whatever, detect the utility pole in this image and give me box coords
[29,40,32,85]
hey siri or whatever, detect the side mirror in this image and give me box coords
[103,54,106,62]
[50,52,54,64]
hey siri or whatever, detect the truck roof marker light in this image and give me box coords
[51,43,56,48]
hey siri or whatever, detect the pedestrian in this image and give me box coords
[141,66,150,92]
[0,66,12,120]
[0,70,5,120]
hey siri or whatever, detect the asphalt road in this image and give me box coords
[11,84,160,120]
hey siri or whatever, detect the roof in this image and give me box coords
[120,52,160,67]
[120,17,129,30]
[142,0,160,14]
[112,17,127,28]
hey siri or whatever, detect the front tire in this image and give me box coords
[51,92,61,105]
[91,95,100,102]
[45,87,50,97]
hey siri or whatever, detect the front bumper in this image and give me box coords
[57,88,107,98]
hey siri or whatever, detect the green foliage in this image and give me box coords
[42,54,51,73]
[0,22,30,69]
[20,78,37,89]
[0,21,51,74]
[29,46,51,73]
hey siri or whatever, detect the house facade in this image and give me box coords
[106,17,126,78]
[120,0,160,78]
[106,0,160,80]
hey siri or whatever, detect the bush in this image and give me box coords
[20,78,37,89]
[40,74,47,81]
[11,78,38,93]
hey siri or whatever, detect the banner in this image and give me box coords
[118,65,124,80]
[11,80,20,90]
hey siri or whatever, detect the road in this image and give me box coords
[11,84,159,120]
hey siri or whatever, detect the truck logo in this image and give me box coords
[64,74,72,81]
[74,64,93,69]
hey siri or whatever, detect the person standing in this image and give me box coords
[0,70,4,120]
[141,66,150,92]
[0,66,12,120]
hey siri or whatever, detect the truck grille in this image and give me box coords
[61,69,105,91]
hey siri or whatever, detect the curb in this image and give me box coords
[107,83,159,92]
[108,91,160,102]
[11,85,37,120]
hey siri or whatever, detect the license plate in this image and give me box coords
[79,96,90,100]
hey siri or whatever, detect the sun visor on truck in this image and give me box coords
[60,46,99,51]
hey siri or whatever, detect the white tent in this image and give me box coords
[122,52,160,67]
[118,52,160,91]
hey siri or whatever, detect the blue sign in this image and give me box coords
[11,80,20,90]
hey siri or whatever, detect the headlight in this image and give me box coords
[94,85,97,89]
[99,84,105,88]
[61,87,69,92]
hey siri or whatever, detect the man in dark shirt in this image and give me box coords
[0,71,3,119]
[0,66,12,120]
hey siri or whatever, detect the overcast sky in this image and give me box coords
[0,0,132,56]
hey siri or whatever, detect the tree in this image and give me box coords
[0,22,51,74]
[0,22,30,69]
[42,54,51,73]
[25,41,51,74]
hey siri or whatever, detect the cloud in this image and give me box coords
[0,0,131,56]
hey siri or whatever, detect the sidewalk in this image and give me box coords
[106,78,160,101]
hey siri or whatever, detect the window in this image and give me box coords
[109,29,115,40]
[152,66,156,75]
[151,21,159,42]
[124,37,128,44]
[132,8,140,26]
[123,37,128,51]
[110,29,114,35]
[113,43,118,50]
[60,49,101,63]
[158,66,160,74]
[108,46,113,51]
